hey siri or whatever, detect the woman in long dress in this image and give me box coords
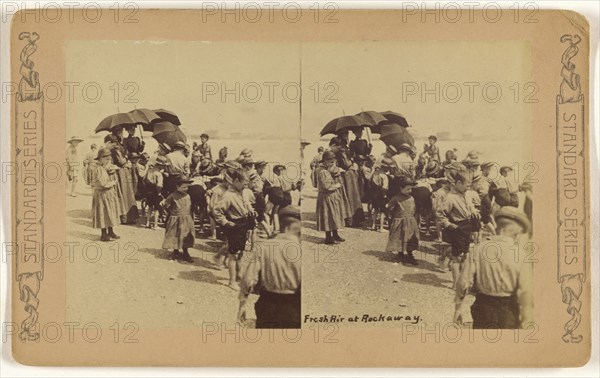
[109,127,139,224]
[330,133,364,227]
[91,147,120,242]
[316,151,347,244]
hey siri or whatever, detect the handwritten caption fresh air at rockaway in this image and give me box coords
[304,314,421,324]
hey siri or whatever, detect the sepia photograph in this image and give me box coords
[65,41,302,329]
[7,5,593,369]
[300,41,535,329]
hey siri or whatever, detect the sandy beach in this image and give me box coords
[66,184,259,329]
[301,186,476,329]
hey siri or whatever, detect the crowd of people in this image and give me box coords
[310,130,535,329]
[68,126,302,329]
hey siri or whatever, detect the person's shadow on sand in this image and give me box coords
[402,273,453,289]
[178,270,228,286]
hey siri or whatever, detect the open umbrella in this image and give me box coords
[320,115,370,136]
[95,112,138,133]
[379,123,415,150]
[151,120,187,148]
[129,108,162,129]
[153,108,181,125]
[356,111,390,133]
[380,111,409,128]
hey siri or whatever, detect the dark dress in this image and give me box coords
[110,143,139,223]
[349,139,371,159]
[123,135,144,155]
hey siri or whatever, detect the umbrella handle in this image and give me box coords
[365,127,372,145]
[138,124,144,141]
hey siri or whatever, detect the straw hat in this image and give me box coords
[67,136,83,144]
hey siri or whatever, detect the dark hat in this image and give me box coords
[240,157,255,166]
[480,161,495,170]
[321,150,336,163]
[95,147,112,160]
[494,206,531,233]
[223,160,242,171]
[500,166,513,174]
[428,135,437,141]
[398,175,417,187]
[425,160,440,176]
[254,159,267,168]
[200,133,209,138]
[278,205,301,220]
[155,155,170,166]
[300,139,311,146]
[398,143,416,154]
[128,152,140,159]
[272,164,286,173]
[175,175,194,185]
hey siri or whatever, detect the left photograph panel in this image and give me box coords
[64,40,302,329]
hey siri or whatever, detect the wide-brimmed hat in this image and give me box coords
[240,157,255,166]
[278,205,301,220]
[240,148,253,157]
[175,175,194,185]
[155,155,170,166]
[159,143,172,153]
[494,206,531,233]
[223,160,242,171]
[300,139,311,146]
[67,136,83,144]
[254,159,267,168]
[321,150,336,163]
[398,143,416,154]
[95,147,112,160]
[462,150,480,167]
[479,161,494,170]
[174,141,187,150]
[425,160,440,176]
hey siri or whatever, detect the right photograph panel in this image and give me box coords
[300,41,534,329]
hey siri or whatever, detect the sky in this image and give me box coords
[66,39,532,150]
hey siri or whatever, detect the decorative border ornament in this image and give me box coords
[556,34,585,344]
[15,32,44,341]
